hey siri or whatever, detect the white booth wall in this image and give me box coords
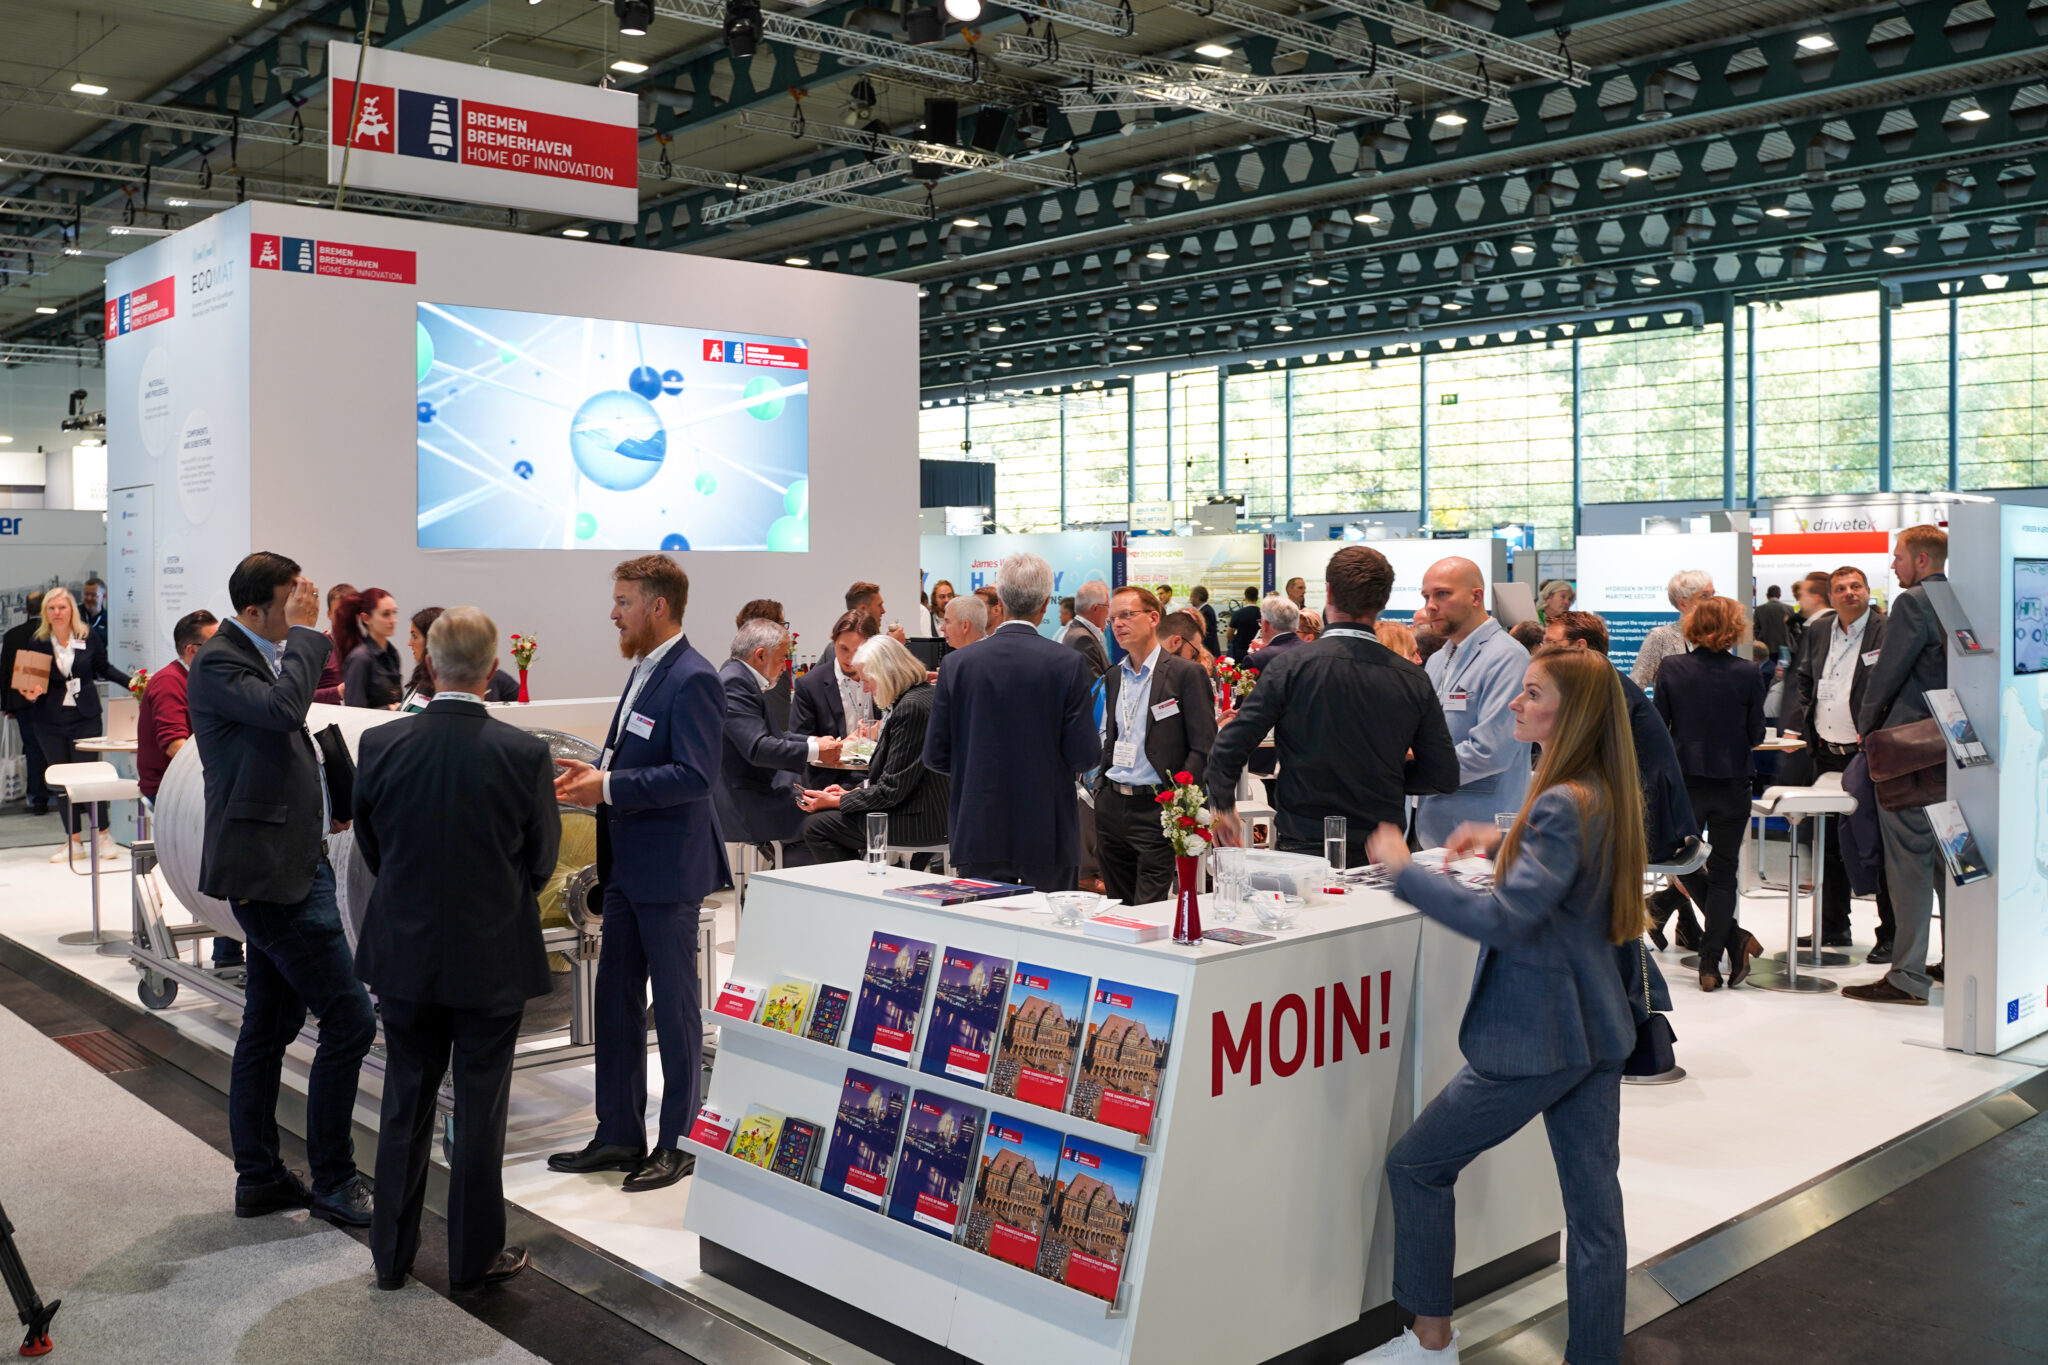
[1273,538,1506,624]
[106,203,918,695]
[1572,532,1750,675]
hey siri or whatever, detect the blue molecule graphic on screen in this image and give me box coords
[417,400,435,424]
[660,369,685,396]
[694,472,717,496]
[569,391,668,491]
[514,460,533,480]
[662,533,690,551]
[628,365,664,401]
[744,375,788,421]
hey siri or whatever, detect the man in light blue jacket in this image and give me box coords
[1415,558,1531,848]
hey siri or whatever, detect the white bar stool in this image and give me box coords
[1747,778,1857,994]
[45,760,141,955]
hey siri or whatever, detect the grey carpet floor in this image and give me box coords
[0,807,63,849]
[0,1004,550,1364]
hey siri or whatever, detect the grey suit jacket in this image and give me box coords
[1062,619,1109,679]
[1856,576,1947,734]
[713,657,809,844]
[1394,786,1636,1078]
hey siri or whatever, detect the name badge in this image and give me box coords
[1444,689,1470,713]
[1151,698,1181,721]
[1112,740,1139,770]
[625,710,656,740]
[1861,650,1882,667]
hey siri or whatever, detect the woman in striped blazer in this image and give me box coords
[797,635,950,860]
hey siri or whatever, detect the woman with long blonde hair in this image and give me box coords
[1359,645,1643,1365]
[16,585,134,863]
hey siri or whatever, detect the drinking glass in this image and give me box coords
[865,812,889,875]
[1213,846,1244,923]
[1324,816,1348,875]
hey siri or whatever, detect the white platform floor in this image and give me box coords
[3,838,2044,1364]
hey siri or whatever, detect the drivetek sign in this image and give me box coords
[326,42,638,222]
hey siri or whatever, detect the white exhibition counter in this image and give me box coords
[682,863,1563,1365]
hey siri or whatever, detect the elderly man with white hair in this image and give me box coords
[1242,592,1305,674]
[923,553,1100,891]
[941,591,989,652]
[1062,578,1111,677]
[1630,569,1718,689]
[712,617,842,867]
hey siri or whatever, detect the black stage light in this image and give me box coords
[969,107,1010,152]
[614,0,653,35]
[922,98,960,145]
[723,0,764,57]
[904,1,944,45]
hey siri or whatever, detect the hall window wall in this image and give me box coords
[919,276,2048,541]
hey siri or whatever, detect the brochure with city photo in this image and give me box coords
[962,1112,1064,1276]
[820,1069,911,1210]
[885,1092,986,1240]
[988,962,1092,1113]
[848,933,936,1065]
[919,949,1013,1086]
[1044,1135,1146,1302]
[1923,689,1993,768]
[1926,800,1992,885]
[1070,979,1178,1139]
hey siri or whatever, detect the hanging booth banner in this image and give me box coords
[327,42,639,222]
[1751,530,1898,614]
[1574,532,1748,676]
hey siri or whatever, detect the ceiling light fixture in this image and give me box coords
[951,216,979,228]
[1194,42,1233,58]
[1159,171,1193,187]
[722,0,763,57]
[1636,274,1660,286]
[610,59,649,73]
[974,279,999,291]
[1434,111,1467,127]
[1958,106,1991,122]
[985,323,1006,333]
[944,0,981,21]
[1795,32,1835,52]
[1353,210,1381,224]
[1145,244,1170,260]
[1136,299,1158,312]
[1764,205,1792,218]
[34,306,58,315]
[1619,164,1649,179]
[0,435,12,444]
[70,81,108,96]
[1440,301,1463,311]
[1305,275,1330,287]
[1126,343,1144,351]
[562,227,591,237]
[614,0,653,35]
[995,359,1013,367]
[785,255,811,266]
[1273,322,1294,332]
[1883,242,1909,255]
[1511,241,1535,254]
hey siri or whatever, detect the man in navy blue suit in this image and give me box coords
[923,552,1099,892]
[548,555,729,1192]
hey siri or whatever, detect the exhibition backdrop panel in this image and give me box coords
[0,509,107,634]
[683,864,1562,1365]
[1123,535,1264,611]
[919,532,1113,639]
[1272,538,1506,625]
[1751,531,1897,615]
[1572,532,1750,677]
[1946,497,2048,1055]
[106,203,918,697]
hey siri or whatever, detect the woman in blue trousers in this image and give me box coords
[1358,645,1644,1365]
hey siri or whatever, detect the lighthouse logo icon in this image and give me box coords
[426,99,455,157]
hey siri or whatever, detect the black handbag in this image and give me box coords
[1623,939,1679,1077]
[313,723,356,819]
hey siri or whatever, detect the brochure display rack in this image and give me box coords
[683,863,1564,1365]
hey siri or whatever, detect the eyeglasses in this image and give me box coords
[1108,609,1154,624]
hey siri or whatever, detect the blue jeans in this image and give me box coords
[228,861,377,1197]
[593,888,702,1151]
[1388,1062,1626,1365]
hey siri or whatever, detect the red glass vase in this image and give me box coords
[517,667,530,704]
[1172,852,1204,945]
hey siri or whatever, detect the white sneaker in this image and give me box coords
[94,832,126,863]
[1344,1328,1460,1364]
[50,839,80,864]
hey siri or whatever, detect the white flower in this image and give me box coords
[1195,807,1214,826]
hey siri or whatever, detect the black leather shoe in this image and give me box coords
[547,1139,647,1174]
[451,1246,529,1293]
[235,1170,312,1219]
[622,1147,694,1192]
[310,1176,373,1228]
[1866,941,1893,965]
[1929,961,1945,983]
[373,1270,408,1292]
[1673,915,1702,954]
[1797,934,1855,949]
[1842,979,1927,1006]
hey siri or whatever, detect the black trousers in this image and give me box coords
[372,997,523,1286]
[1812,744,1896,944]
[803,806,865,863]
[14,716,49,807]
[956,861,1076,893]
[1096,786,1175,908]
[1681,776,1751,977]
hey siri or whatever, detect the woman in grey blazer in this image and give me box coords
[1361,646,1644,1365]
[798,635,950,861]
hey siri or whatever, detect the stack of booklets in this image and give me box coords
[821,1069,911,1209]
[986,962,1091,1113]
[963,1113,1063,1273]
[886,1092,986,1239]
[1069,979,1178,1139]
[848,933,936,1065]
[919,949,1013,1086]
[962,1114,1147,1301]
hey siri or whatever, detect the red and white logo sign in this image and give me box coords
[104,277,175,339]
[249,233,417,285]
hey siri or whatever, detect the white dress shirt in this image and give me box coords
[1812,609,1870,744]
[603,631,683,804]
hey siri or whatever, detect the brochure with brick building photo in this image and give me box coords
[987,962,1091,1113]
[1043,1135,1145,1302]
[1069,979,1177,1139]
[962,1112,1062,1277]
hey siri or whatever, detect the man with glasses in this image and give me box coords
[1094,587,1217,907]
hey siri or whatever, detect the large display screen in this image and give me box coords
[415,302,810,551]
[2015,558,2048,675]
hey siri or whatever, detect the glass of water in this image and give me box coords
[1213,845,1244,922]
[1324,816,1348,875]
[865,811,889,875]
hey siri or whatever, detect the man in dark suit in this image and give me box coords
[1209,546,1460,863]
[550,555,730,1191]
[1847,527,1950,1006]
[2,590,51,814]
[1095,587,1217,907]
[187,553,375,1228]
[1188,584,1221,658]
[1781,566,1894,955]
[924,552,1099,891]
[1061,579,1110,678]
[354,607,558,1294]
[715,619,840,866]
[1753,585,1794,657]
[80,576,109,654]
[1241,593,1304,674]
[1226,587,1261,662]
[791,609,875,788]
